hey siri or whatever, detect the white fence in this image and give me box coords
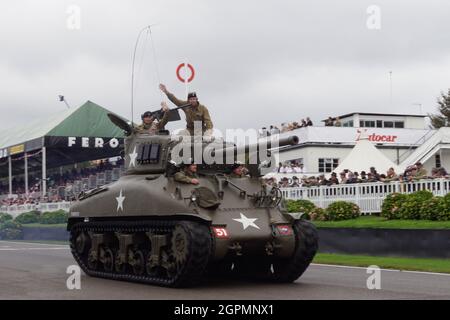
[280,178,450,213]
[0,202,71,218]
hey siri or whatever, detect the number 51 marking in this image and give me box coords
[212,227,229,239]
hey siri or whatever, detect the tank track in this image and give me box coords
[230,220,319,282]
[69,219,212,288]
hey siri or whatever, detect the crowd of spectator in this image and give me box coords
[324,117,343,127]
[259,118,313,137]
[0,158,124,206]
[274,161,307,174]
[264,161,450,188]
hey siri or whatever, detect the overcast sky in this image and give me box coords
[1,0,450,133]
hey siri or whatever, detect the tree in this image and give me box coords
[429,89,450,129]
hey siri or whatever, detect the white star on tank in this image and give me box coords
[129,146,138,167]
[233,213,260,230]
[116,189,125,212]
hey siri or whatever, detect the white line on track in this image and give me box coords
[0,240,68,247]
[0,247,69,251]
[311,263,450,277]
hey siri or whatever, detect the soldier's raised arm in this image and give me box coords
[159,83,187,107]
[157,102,170,129]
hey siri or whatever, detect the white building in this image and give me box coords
[269,112,450,175]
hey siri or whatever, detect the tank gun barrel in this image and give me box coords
[219,135,299,156]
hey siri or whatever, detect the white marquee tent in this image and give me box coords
[333,135,399,175]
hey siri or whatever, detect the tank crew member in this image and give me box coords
[159,83,213,136]
[174,163,200,185]
[136,102,170,134]
[229,162,249,178]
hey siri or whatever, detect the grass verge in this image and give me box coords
[313,215,450,229]
[20,223,67,228]
[313,253,450,274]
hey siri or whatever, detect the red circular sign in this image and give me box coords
[176,63,195,83]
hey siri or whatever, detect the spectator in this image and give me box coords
[292,163,305,173]
[382,167,398,182]
[346,172,358,184]
[360,171,368,182]
[291,176,300,187]
[318,174,328,186]
[339,172,347,184]
[324,117,334,126]
[414,162,428,179]
[306,117,313,126]
[369,167,380,181]
[366,172,378,182]
[279,162,293,173]
[329,172,339,185]
[334,117,342,127]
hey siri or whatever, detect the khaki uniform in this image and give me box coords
[174,170,198,184]
[166,92,213,135]
[136,111,170,134]
[414,167,428,179]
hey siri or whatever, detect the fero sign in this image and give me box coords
[176,63,195,83]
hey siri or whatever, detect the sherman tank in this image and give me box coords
[67,114,318,287]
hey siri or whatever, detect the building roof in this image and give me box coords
[322,112,427,122]
[0,100,125,151]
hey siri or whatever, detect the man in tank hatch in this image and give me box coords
[159,83,213,136]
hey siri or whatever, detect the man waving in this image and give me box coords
[159,83,213,136]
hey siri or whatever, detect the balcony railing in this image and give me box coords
[280,178,450,213]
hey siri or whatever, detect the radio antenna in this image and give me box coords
[131,24,162,126]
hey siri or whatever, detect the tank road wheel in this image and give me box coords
[103,248,115,272]
[74,231,90,255]
[270,220,318,283]
[131,249,146,276]
[171,225,189,268]
[87,249,99,270]
[166,221,212,287]
[114,250,127,274]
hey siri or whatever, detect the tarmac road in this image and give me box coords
[0,240,449,300]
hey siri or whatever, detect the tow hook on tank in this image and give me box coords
[228,242,243,256]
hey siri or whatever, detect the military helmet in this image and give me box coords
[141,111,153,120]
[187,92,197,99]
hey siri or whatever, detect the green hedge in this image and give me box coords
[325,201,360,221]
[15,211,40,224]
[380,193,408,220]
[0,213,13,223]
[381,191,450,221]
[287,199,360,221]
[286,199,316,216]
[0,220,23,240]
[39,210,68,224]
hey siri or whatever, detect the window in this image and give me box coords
[343,120,353,127]
[360,120,375,128]
[436,154,441,168]
[383,121,394,128]
[318,158,339,173]
[394,121,404,128]
[376,120,383,128]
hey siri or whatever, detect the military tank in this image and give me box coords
[67,114,318,287]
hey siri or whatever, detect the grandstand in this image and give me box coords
[0,101,127,215]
